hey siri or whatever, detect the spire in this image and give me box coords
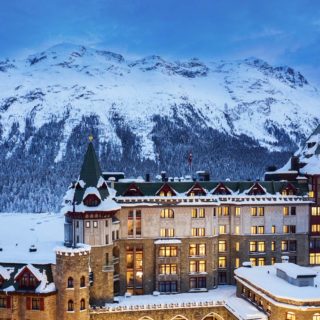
[79,139,102,187]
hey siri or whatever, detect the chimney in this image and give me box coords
[161,171,167,182]
[145,173,150,182]
[291,156,300,171]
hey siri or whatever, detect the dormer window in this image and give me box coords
[18,272,38,289]
[83,194,101,207]
[123,183,144,196]
[247,183,266,196]
[156,183,176,197]
[212,183,231,195]
[187,183,206,196]
[281,183,297,196]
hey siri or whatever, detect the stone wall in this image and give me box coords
[89,306,237,320]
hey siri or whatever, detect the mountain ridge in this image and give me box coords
[0,43,319,212]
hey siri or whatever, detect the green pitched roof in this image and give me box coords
[73,142,109,204]
[79,142,102,187]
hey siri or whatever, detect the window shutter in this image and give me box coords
[26,297,31,310]
[40,297,44,311]
[6,296,11,309]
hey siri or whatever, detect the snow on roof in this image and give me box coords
[275,262,317,279]
[106,286,235,308]
[0,265,12,280]
[97,176,107,188]
[83,186,101,200]
[225,295,268,320]
[154,239,182,245]
[14,264,43,281]
[76,179,86,188]
[0,213,64,264]
[118,178,145,183]
[75,197,121,212]
[103,286,266,319]
[300,155,320,175]
[235,265,320,302]
[55,243,91,255]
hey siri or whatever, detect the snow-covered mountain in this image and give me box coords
[0,43,319,212]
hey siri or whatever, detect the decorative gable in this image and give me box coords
[247,182,266,195]
[123,183,144,196]
[281,183,297,196]
[186,182,206,196]
[97,177,108,189]
[15,265,42,289]
[156,183,176,196]
[212,182,231,195]
[83,187,101,207]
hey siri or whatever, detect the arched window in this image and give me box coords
[67,277,74,288]
[80,299,85,310]
[286,312,295,320]
[313,314,320,320]
[80,276,85,287]
[67,300,74,311]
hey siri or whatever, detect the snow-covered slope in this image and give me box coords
[1,43,319,159]
[0,43,319,212]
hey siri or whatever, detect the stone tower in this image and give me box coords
[55,245,91,320]
[62,139,121,305]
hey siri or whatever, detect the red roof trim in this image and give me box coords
[123,183,144,196]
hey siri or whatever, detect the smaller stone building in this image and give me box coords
[235,261,320,320]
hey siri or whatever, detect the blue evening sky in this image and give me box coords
[1,0,319,84]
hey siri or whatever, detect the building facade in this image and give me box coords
[1,124,320,320]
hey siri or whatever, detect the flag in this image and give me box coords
[188,152,192,166]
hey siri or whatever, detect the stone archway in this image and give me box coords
[201,312,225,320]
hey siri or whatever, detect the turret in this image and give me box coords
[61,136,121,305]
[55,245,91,320]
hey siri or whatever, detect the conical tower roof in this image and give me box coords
[73,139,110,204]
[79,141,102,187]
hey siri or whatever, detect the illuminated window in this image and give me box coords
[249,241,257,252]
[219,225,227,234]
[271,241,275,251]
[313,313,320,320]
[258,258,265,266]
[283,207,289,216]
[312,224,320,233]
[309,191,315,198]
[218,240,227,252]
[312,207,320,216]
[271,257,276,265]
[310,253,320,265]
[190,243,206,256]
[93,221,98,228]
[258,207,264,216]
[159,264,177,275]
[199,208,205,218]
[235,207,241,216]
[160,228,174,237]
[235,242,240,252]
[286,312,296,320]
[159,246,177,257]
[251,207,257,216]
[189,260,206,273]
[250,258,257,266]
[271,225,276,234]
[160,209,174,218]
[192,228,205,237]
[191,208,197,218]
[257,241,265,252]
[235,258,240,268]
[235,226,240,234]
[218,256,227,268]
[86,221,90,228]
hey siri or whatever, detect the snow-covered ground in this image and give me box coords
[0,212,64,264]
